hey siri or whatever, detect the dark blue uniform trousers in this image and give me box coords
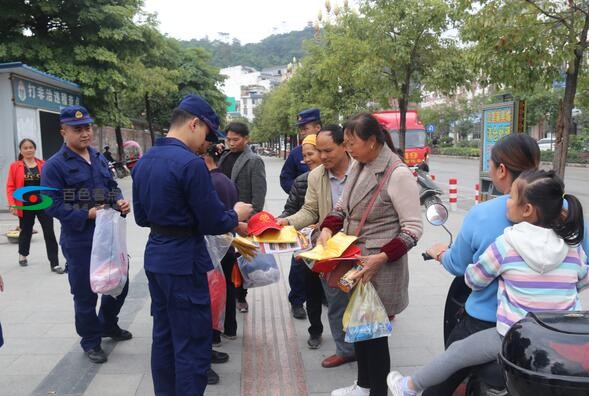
[288,255,306,307]
[146,270,211,396]
[64,247,129,351]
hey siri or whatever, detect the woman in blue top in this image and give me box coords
[422,133,541,395]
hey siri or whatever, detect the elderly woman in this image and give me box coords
[318,113,422,396]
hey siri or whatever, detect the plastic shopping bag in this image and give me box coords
[237,253,280,288]
[90,208,128,297]
[205,235,230,331]
[231,261,242,288]
[342,281,393,343]
[207,264,226,331]
[204,234,233,265]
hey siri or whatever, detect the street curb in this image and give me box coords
[430,154,478,161]
[430,154,589,168]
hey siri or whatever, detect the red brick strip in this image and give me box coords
[241,256,308,396]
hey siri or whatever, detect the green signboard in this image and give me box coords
[226,96,237,113]
[11,76,81,112]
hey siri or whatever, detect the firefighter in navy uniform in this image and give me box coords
[41,105,132,364]
[131,94,252,396]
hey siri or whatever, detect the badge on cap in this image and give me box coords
[259,213,271,222]
[75,111,83,119]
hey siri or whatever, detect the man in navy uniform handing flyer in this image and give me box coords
[132,94,252,396]
[41,105,132,364]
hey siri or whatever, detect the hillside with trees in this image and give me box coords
[181,27,316,69]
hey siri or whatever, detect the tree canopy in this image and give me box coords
[459,0,589,176]
[0,0,226,131]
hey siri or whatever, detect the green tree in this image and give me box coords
[312,0,469,151]
[459,0,589,176]
[0,0,153,159]
[288,13,378,124]
[0,1,227,145]
[252,82,295,141]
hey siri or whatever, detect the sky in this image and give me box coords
[143,0,334,44]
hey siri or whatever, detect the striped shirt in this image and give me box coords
[465,235,589,336]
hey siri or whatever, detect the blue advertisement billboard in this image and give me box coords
[481,105,513,173]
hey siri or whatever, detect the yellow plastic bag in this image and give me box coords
[342,281,393,342]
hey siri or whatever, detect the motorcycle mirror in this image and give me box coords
[425,202,448,226]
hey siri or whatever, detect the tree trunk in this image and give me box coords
[145,92,155,146]
[284,133,288,160]
[552,11,589,178]
[114,91,125,163]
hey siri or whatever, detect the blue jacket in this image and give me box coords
[442,195,589,323]
[41,145,122,248]
[279,145,309,193]
[132,138,238,275]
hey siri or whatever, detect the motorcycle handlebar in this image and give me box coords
[422,252,433,261]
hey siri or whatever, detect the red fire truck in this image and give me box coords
[373,110,430,169]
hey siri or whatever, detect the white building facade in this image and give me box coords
[219,65,287,122]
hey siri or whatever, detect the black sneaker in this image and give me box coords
[86,347,107,364]
[307,334,322,349]
[291,305,307,320]
[212,349,229,364]
[103,329,133,341]
[18,258,28,267]
[207,368,219,385]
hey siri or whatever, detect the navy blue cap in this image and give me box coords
[178,94,225,140]
[60,105,94,126]
[296,108,320,126]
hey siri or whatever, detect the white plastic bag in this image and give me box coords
[90,208,128,297]
[204,234,233,265]
[237,253,280,288]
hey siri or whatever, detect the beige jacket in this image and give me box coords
[286,164,333,230]
[336,146,423,315]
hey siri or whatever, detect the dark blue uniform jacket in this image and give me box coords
[279,145,309,193]
[132,138,238,275]
[41,145,122,249]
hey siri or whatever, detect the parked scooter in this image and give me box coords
[108,161,117,179]
[416,168,442,207]
[108,161,130,179]
[421,201,589,396]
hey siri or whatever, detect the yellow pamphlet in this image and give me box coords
[232,235,259,260]
[252,225,299,243]
[298,232,357,261]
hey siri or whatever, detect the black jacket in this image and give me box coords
[280,171,309,218]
